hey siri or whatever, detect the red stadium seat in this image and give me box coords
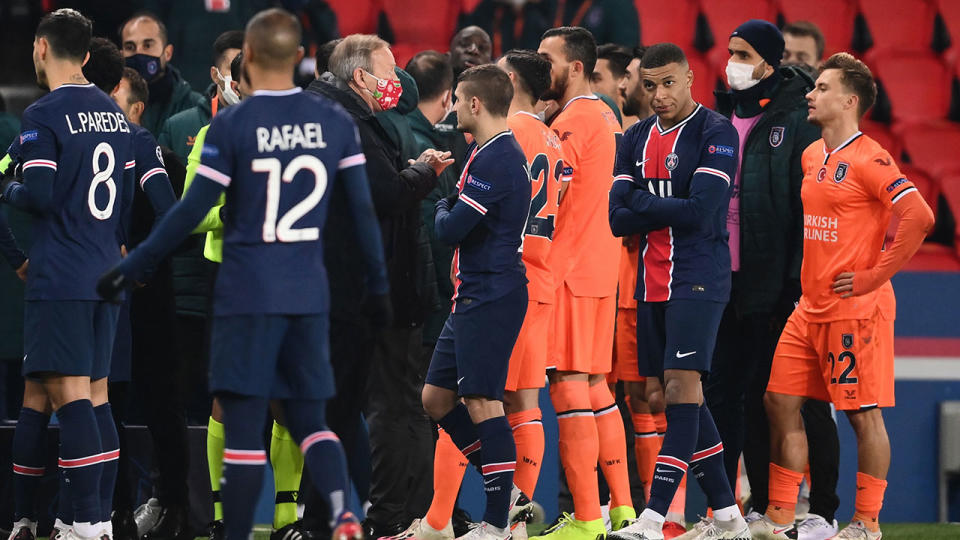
[899,164,940,218]
[635,0,698,48]
[861,120,903,161]
[686,51,719,109]
[382,0,460,53]
[858,0,938,52]
[327,0,381,35]
[699,0,777,45]
[869,51,951,122]
[937,0,960,49]
[939,173,960,257]
[897,121,960,178]
[777,0,857,56]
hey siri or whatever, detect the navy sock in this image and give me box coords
[12,407,49,521]
[219,394,269,540]
[283,398,351,525]
[58,465,72,526]
[57,400,104,536]
[94,404,119,523]
[690,405,736,511]
[647,403,699,517]
[437,403,483,469]
[477,416,516,529]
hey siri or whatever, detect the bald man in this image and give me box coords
[97,9,389,540]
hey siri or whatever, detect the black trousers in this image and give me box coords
[364,325,435,528]
[704,304,840,522]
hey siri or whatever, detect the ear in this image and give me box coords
[763,61,775,79]
[230,79,239,94]
[571,59,584,77]
[210,65,220,85]
[352,67,367,88]
[686,68,694,89]
[82,51,90,67]
[847,93,859,113]
[442,89,452,107]
[132,101,145,118]
[162,43,173,63]
[471,95,481,115]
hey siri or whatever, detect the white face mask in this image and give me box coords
[725,60,761,91]
[216,68,240,106]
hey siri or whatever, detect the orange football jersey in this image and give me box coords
[547,95,623,297]
[508,111,567,303]
[798,132,916,322]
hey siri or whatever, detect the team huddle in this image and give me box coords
[3,6,935,540]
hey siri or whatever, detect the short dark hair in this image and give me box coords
[36,8,92,62]
[121,67,149,105]
[641,43,688,69]
[406,50,453,101]
[783,21,826,61]
[502,49,551,102]
[120,11,168,46]
[315,38,341,75]
[212,30,244,68]
[541,26,598,75]
[821,52,877,117]
[230,51,244,82]
[83,37,124,94]
[457,64,513,117]
[632,46,647,61]
[596,43,632,79]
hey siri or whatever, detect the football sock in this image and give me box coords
[283,398,352,526]
[647,403,698,518]
[207,416,225,521]
[12,407,49,521]
[477,416,516,529]
[425,429,468,530]
[631,411,659,500]
[219,395,270,540]
[507,408,544,498]
[853,472,887,532]
[767,463,804,525]
[690,405,736,513]
[57,466,72,526]
[270,421,303,529]
[56,399,104,538]
[550,379,602,522]
[93,403,120,524]
[437,403,483,469]
[590,383,632,510]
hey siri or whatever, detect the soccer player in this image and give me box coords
[592,44,638,129]
[749,53,934,540]
[420,64,531,540]
[607,43,748,540]
[96,8,390,540]
[532,27,632,540]
[4,8,136,540]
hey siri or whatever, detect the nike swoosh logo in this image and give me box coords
[772,527,793,534]
[483,478,496,485]
[676,351,696,358]
[457,377,465,384]
[636,158,649,167]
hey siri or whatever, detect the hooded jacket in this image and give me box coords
[307,74,438,326]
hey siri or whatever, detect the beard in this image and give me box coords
[539,67,568,102]
[35,66,49,91]
[622,90,642,117]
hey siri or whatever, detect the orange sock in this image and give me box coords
[551,380,602,522]
[631,411,658,500]
[425,429,468,530]
[853,472,887,531]
[666,474,686,523]
[653,412,667,438]
[590,383,633,510]
[508,408,544,498]
[767,463,804,525]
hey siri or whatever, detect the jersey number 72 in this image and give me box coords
[253,155,328,243]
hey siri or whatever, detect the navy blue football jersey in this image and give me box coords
[437,131,530,312]
[613,104,738,303]
[195,88,367,316]
[15,83,135,300]
[128,123,174,246]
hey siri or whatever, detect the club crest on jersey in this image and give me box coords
[834,162,850,183]
[817,167,827,183]
[665,153,679,171]
[842,334,854,349]
[769,126,785,147]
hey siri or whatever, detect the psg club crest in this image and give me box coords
[834,162,850,183]
[665,152,679,171]
[769,126,785,148]
[817,167,827,182]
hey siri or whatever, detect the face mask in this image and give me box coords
[364,70,403,110]
[215,68,240,106]
[125,53,162,83]
[725,60,761,91]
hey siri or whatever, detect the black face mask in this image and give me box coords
[125,53,162,82]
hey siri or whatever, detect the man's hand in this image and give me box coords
[411,149,454,176]
[362,293,393,329]
[97,267,133,304]
[15,259,27,282]
[831,271,858,298]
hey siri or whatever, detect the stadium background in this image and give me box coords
[0,0,959,531]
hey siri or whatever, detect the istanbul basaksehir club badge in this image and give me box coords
[834,162,850,183]
[769,126,785,147]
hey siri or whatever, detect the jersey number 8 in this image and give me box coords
[253,155,328,243]
[88,142,117,220]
